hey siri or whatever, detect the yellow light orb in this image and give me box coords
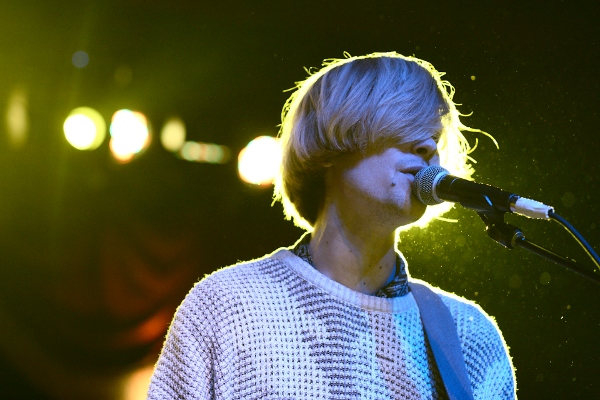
[63,107,106,150]
[238,136,282,185]
[5,88,29,149]
[109,109,150,162]
[122,365,154,400]
[178,141,231,164]
[204,144,224,164]
[160,117,186,152]
[180,141,204,161]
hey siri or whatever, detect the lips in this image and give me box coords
[401,165,427,176]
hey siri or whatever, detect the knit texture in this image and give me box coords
[292,234,410,298]
[148,249,516,399]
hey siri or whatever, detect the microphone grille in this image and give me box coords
[412,165,449,205]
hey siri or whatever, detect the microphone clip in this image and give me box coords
[476,211,600,284]
[477,211,524,249]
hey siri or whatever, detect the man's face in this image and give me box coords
[324,138,439,231]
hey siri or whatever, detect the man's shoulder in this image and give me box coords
[410,278,501,333]
[190,248,293,295]
[409,280,515,393]
[173,248,295,322]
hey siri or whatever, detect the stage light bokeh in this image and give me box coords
[114,65,133,87]
[5,87,29,149]
[179,141,230,164]
[121,365,154,400]
[160,117,186,152]
[71,50,89,68]
[63,107,107,150]
[237,136,281,186]
[109,110,150,163]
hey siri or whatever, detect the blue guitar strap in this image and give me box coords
[409,282,475,400]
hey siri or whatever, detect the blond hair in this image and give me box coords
[274,52,489,231]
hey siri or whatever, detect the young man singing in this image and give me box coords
[148,52,516,399]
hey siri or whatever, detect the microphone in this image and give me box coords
[412,165,554,219]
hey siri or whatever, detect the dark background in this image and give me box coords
[0,0,599,398]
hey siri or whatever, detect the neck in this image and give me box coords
[308,204,397,295]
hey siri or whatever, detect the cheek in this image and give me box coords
[341,162,383,190]
[341,172,393,202]
[388,174,413,201]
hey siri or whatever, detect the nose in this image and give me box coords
[412,138,438,162]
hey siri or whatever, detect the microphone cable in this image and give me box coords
[549,211,600,271]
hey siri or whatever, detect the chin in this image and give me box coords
[410,194,428,214]
[409,192,428,215]
[392,203,427,229]
[406,202,428,224]
[407,211,427,226]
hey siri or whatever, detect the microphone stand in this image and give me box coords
[477,211,600,284]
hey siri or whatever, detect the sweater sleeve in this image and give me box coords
[147,285,215,399]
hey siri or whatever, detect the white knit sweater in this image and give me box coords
[148,249,516,399]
